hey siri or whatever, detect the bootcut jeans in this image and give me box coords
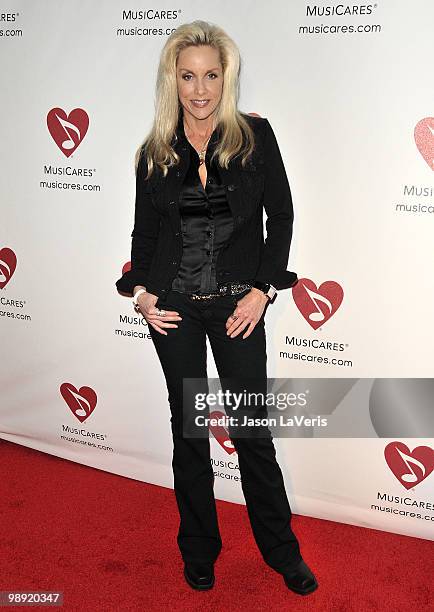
[147,287,302,573]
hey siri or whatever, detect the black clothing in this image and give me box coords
[115,113,297,298]
[171,130,234,294]
[115,113,303,574]
[149,287,303,573]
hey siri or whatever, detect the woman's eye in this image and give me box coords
[182,73,218,80]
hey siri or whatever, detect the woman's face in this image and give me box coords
[176,45,223,123]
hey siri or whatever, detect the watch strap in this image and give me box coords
[132,288,146,305]
[252,281,277,301]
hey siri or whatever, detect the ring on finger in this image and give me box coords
[156,308,166,317]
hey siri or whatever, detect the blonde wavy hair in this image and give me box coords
[136,20,256,179]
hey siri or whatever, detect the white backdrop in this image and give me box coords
[1,1,433,541]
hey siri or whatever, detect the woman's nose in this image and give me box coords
[195,81,207,95]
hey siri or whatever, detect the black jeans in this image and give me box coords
[148,287,302,573]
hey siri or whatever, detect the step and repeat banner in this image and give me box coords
[1,1,433,541]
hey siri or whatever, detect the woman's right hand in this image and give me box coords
[136,291,182,336]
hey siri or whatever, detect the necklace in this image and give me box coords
[183,119,215,166]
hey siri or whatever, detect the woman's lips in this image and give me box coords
[191,99,210,108]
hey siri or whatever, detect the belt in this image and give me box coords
[187,281,254,301]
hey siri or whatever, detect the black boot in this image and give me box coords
[183,562,215,590]
[282,559,318,595]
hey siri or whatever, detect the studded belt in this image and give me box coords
[188,281,253,301]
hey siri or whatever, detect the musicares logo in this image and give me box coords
[292,278,344,330]
[384,442,434,490]
[209,410,237,455]
[47,108,89,157]
[0,247,17,289]
[60,383,97,423]
[414,117,434,170]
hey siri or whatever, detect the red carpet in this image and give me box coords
[1,439,432,611]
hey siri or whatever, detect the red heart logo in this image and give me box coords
[0,247,17,289]
[292,278,344,330]
[122,260,131,274]
[209,410,237,455]
[384,442,434,490]
[47,107,89,158]
[414,117,434,170]
[60,383,97,423]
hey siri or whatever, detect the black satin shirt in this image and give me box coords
[171,137,234,294]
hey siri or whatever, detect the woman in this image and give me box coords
[116,20,318,596]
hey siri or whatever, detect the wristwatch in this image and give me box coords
[252,281,277,302]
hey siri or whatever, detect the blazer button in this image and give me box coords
[227,184,236,191]
[169,201,176,205]
[176,171,182,177]
[175,232,180,236]
[172,260,177,265]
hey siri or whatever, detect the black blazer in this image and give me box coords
[115,113,297,298]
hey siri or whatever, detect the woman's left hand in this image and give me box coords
[226,288,269,339]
